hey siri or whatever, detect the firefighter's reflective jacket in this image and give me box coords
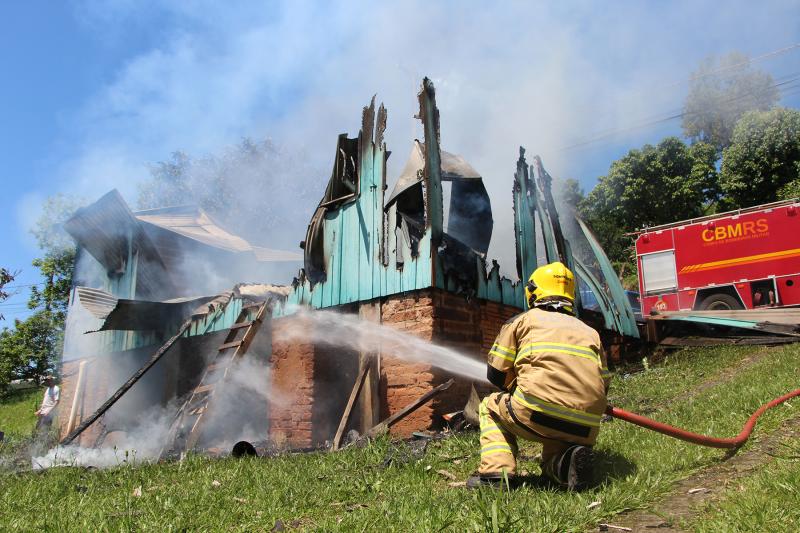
[488,308,611,445]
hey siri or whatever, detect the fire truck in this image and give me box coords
[634,199,800,314]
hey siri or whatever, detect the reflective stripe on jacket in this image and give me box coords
[487,308,609,442]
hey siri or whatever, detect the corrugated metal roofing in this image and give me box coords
[134,205,252,253]
[76,285,220,331]
[75,287,119,319]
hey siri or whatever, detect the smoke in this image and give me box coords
[34,354,279,469]
[37,1,797,281]
[275,307,488,383]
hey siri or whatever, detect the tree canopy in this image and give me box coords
[0,268,17,322]
[682,52,779,151]
[580,137,718,265]
[719,107,800,208]
[0,195,81,392]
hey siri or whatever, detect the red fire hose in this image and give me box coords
[606,388,800,449]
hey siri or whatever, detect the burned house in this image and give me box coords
[56,79,637,455]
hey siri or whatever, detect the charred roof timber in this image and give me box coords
[283,78,638,339]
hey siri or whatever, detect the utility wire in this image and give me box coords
[665,43,800,89]
[559,74,800,152]
[571,43,800,127]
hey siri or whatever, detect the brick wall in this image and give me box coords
[267,316,315,448]
[379,291,437,436]
[377,289,522,437]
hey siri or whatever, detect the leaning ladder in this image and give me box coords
[160,301,268,458]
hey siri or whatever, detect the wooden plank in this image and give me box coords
[218,340,243,351]
[364,378,454,439]
[332,363,370,451]
[193,384,215,395]
[357,302,381,432]
[659,336,798,347]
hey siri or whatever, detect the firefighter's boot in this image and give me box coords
[543,445,594,491]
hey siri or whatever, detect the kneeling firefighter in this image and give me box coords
[468,262,611,490]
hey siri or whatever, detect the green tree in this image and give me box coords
[0,311,61,393]
[28,194,82,321]
[0,268,17,321]
[719,107,800,208]
[559,178,585,208]
[581,137,719,266]
[0,195,81,391]
[682,52,779,151]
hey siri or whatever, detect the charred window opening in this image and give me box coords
[386,142,493,268]
[444,177,492,255]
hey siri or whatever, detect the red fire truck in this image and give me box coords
[635,199,800,314]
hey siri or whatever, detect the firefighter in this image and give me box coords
[467,262,611,490]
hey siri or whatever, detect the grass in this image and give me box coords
[0,387,41,441]
[689,438,800,532]
[0,387,42,455]
[0,345,798,531]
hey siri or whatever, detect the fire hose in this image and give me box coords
[605,388,800,449]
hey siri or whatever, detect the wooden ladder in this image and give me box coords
[160,301,268,458]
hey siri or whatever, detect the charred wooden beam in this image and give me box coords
[364,378,454,439]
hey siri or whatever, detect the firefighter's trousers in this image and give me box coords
[479,392,571,479]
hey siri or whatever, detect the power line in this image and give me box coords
[666,43,800,89]
[559,74,800,152]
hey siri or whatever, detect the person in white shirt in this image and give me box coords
[35,376,60,432]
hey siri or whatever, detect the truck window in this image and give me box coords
[641,251,677,294]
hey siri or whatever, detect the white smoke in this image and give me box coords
[34,354,280,469]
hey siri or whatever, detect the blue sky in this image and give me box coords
[2,0,799,323]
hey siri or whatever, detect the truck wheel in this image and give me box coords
[698,293,743,311]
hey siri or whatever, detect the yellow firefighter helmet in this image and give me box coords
[525,261,576,306]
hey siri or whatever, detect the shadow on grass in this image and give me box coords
[510,449,638,491]
[593,448,638,488]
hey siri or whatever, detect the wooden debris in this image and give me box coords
[448,481,467,488]
[60,310,202,445]
[364,379,455,438]
[586,500,601,510]
[660,336,797,347]
[436,469,457,480]
[598,524,632,532]
[687,487,710,494]
[332,363,370,450]
[463,385,480,426]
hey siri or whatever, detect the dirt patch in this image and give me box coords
[593,414,800,532]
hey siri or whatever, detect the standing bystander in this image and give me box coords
[35,376,60,434]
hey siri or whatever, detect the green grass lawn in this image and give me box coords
[0,387,41,441]
[0,345,798,532]
[0,387,42,461]
[689,436,800,533]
